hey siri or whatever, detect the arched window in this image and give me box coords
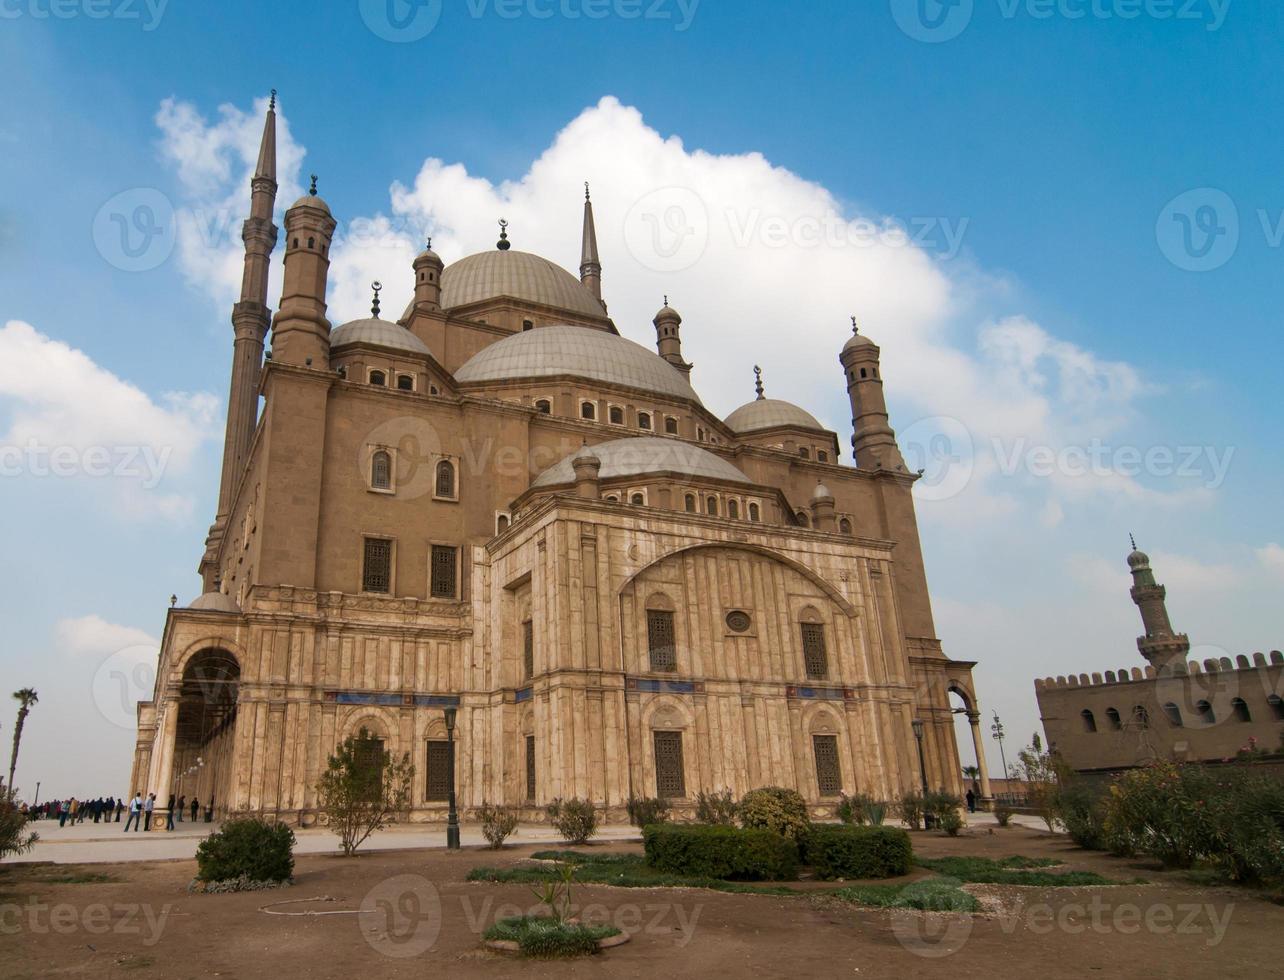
[396,374,414,391]
[817,450,828,463]
[748,502,760,522]
[697,427,705,442]
[1269,694,1284,720]
[535,399,552,414]
[860,367,867,379]
[496,514,510,534]
[1231,697,1251,722]
[609,406,625,425]
[1195,700,1215,725]
[522,319,534,331]
[727,499,739,520]
[638,412,652,430]
[1105,707,1122,730]
[630,492,645,506]
[684,494,697,513]
[800,615,828,679]
[1163,702,1183,727]
[1131,705,1150,730]
[798,447,810,459]
[1081,709,1097,733]
[370,450,391,490]
[581,402,596,420]
[605,494,619,503]
[796,511,809,528]
[435,459,456,499]
[706,496,717,516]
[369,370,386,387]
[664,417,678,434]
[839,517,852,534]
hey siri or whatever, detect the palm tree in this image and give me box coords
[8,689,38,802]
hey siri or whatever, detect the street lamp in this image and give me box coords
[444,707,460,849]
[990,711,1009,803]
[33,782,40,807]
[910,719,935,830]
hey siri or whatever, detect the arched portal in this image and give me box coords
[171,649,241,820]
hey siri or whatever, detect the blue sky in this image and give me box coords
[1,0,1280,798]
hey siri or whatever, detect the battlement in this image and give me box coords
[1035,650,1284,691]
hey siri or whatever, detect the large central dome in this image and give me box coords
[440,250,605,317]
[532,437,750,488]
[454,324,701,402]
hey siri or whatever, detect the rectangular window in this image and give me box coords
[430,545,457,598]
[525,735,536,802]
[813,734,841,796]
[647,610,676,672]
[354,737,385,800]
[425,740,451,802]
[362,538,393,593]
[653,731,686,799]
[522,620,534,680]
[801,623,828,679]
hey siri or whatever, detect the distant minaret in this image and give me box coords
[840,317,905,471]
[203,91,279,589]
[579,182,604,309]
[1127,537,1191,671]
[269,174,337,368]
[653,297,692,379]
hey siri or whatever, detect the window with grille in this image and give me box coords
[430,545,456,598]
[370,450,391,490]
[525,735,536,802]
[647,610,676,671]
[664,417,678,434]
[581,402,596,420]
[535,399,551,414]
[685,494,696,513]
[609,406,624,425]
[435,460,455,498]
[362,538,392,593]
[522,620,534,680]
[748,502,760,522]
[396,374,414,391]
[727,499,739,520]
[354,736,385,800]
[369,370,386,387]
[638,412,651,430]
[425,740,451,801]
[653,731,686,798]
[812,734,840,796]
[801,622,828,679]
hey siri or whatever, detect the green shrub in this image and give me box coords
[546,798,598,845]
[1212,771,1284,884]
[694,788,737,825]
[992,801,1014,827]
[0,800,37,858]
[195,817,294,883]
[938,807,964,836]
[836,792,883,826]
[484,915,619,957]
[924,791,962,831]
[897,791,925,830]
[801,824,913,880]
[737,787,811,841]
[1101,763,1218,869]
[626,796,670,828]
[478,802,519,849]
[643,824,799,881]
[1057,782,1106,850]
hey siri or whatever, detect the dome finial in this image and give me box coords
[663,294,669,307]
[753,365,764,400]
[425,235,432,249]
[1130,532,1137,551]
[584,181,591,201]
[851,315,859,335]
[308,174,318,196]
[497,218,511,250]
[370,281,382,318]
[269,88,277,110]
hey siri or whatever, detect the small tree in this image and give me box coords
[0,797,37,858]
[1016,734,1061,832]
[695,788,737,825]
[316,728,414,856]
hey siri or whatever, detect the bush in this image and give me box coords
[195,817,294,883]
[938,807,964,836]
[737,787,811,841]
[478,803,519,849]
[924,791,962,831]
[626,796,670,829]
[0,800,37,858]
[801,824,913,880]
[1100,763,1218,870]
[484,915,619,957]
[546,798,598,845]
[694,788,737,826]
[1212,771,1284,884]
[1057,782,1106,850]
[993,801,1014,827]
[643,824,799,881]
[897,791,925,830]
[836,792,883,826]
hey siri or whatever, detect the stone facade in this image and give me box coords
[128,99,988,825]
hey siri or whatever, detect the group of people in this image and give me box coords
[25,793,213,830]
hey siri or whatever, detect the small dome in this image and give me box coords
[455,324,700,402]
[533,437,751,488]
[188,592,241,613]
[812,482,833,501]
[572,445,601,468]
[1128,549,1151,569]
[725,398,824,434]
[289,193,331,215]
[843,330,875,354]
[331,318,432,356]
[440,250,604,317]
[654,303,681,323]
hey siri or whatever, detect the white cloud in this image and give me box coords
[0,320,218,517]
[56,614,157,657]
[1255,543,1284,578]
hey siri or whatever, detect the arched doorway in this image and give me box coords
[173,649,240,820]
[947,683,993,806]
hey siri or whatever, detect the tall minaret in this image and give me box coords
[202,91,279,589]
[653,297,691,378]
[840,317,906,471]
[1127,537,1191,671]
[580,182,603,309]
[269,174,337,368]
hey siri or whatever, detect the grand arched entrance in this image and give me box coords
[171,649,240,819]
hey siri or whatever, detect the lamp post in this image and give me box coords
[991,711,1009,800]
[33,782,40,807]
[444,707,460,849]
[910,719,934,830]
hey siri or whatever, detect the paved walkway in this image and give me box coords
[5,810,1053,865]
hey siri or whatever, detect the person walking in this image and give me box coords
[142,793,155,831]
[58,800,69,828]
[124,792,142,832]
[176,794,185,822]
[965,788,976,813]
[115,797,124,822]
[190,797,199,822]
[165,794,176,831]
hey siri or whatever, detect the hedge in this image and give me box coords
[801,824,912,880]
[195,817,295,883]
[642,824,799,881]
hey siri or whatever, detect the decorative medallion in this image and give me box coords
[725,610,751,633]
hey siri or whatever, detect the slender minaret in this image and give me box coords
[1127,537,1191,671]
[653,296,691,378]
[840,317,906,471]
[412,237,444,312]
[580,182,603,308]
[269,174,337,368]
[203,91,279,589]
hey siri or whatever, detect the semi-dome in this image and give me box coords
[188,592,241,613]
[725,398,824,433]
[440,250,605,317]
[533,436,751,488]
[330,317,432,356]
[454,324,701,402]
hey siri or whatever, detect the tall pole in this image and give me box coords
[991,711,1009,799]
[445,708,460,849]
[911,719,934,830]
[33,781,40,807]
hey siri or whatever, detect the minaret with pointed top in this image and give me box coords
[653,296,692,379]
[203,90,280,589]
[580,182,604,309]
[840,316,906,471]
[1127,539,1190,670]
[270,173,337,368]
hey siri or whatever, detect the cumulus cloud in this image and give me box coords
[56,614,157,657]
[1255,543,1284,578]
[0,320,218,518]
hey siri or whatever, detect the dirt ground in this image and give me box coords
[1,824,1279,979]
